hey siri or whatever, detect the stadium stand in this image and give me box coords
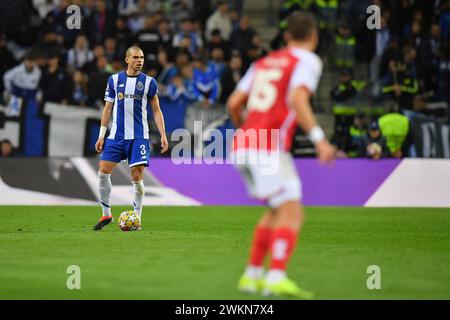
[0,0,449,159]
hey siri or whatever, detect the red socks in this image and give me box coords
[248,226,298,271]
[268,228,297,270]
[248,226,273,266]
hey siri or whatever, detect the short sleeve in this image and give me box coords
[104,76,115,102]
[289,53,323,94]
[147,77,158,98]
[236,64,255,94]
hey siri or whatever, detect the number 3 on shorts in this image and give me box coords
[140,144,146,155]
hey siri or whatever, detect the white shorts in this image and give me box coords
[231,149,302,208]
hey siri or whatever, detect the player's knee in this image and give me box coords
[99,161,114,174]
[132,172,143,182]
[98,167,113,175]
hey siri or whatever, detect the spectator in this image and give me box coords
[192,0,213,28]
[220,51,244,103]
[416,23,442,98]
[166,0,193,26]
[136,0,162,15]
[173,18,204,57]
[166,73,196,105]
[348,111,367,157]
[192,55,220,108]
[330,68,358,103]
[206,1,232,41]
[118,0,139,16]
[36,31,64,62]
[0,139,15,157]
[82,44,106,73]
[41,0,70,39]
[84,0,114,46]
[178,34,195,57]
[181,63,195,89]
[0,34,17,105]
[379,37,402,84]
[334,21,356,69]
[209,47,226,78]
[279,0,314,23]
[440,0,450,41]
[158,18,174,55]
[330,123,354,158]
[40,54,71,105]
[378,108,411,158]
[67,35,94,72]
[228,7,240,32]
[229,0,245,15]
[3,51,41,116]
[156,49,175,88]
[104,37,121,64]
[357,120,389,160]
[164,49,192,85]
[381,47,419,112]
[114,16,133,59]
[88,55,112,108]
[68,70,89,107]
[407,20,425,55]
[229,15,256,55]
[206,29,230,60]
[135,15,161,62]
[438,44,450,104]
[32,0,59,19]
[370,15,391,96]
[314,0,339,53]
[243,33,268,69]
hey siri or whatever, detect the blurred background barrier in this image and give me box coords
[1,99,450,158]
[1,157,449,207]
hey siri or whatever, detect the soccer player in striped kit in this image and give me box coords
[93,46,168,231]
[228,12,335,298]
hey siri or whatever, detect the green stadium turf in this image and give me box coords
[0,206,449,300]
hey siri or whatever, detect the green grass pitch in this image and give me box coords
[0,206,449,300]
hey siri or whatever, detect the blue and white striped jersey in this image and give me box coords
[104,71,158,140]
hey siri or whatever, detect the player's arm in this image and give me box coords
[227,90,248,128]
[227,64,254,128]
[291,86,335,163]
[95,101,113,153]
[150,94,169,153]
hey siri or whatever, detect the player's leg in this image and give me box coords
[245,211,276,277]
[235,152,280,293]
[266,200,304,281]
[261,200,313,299]
[93,160,118,230]
[93,139,123,231]
[130,165,145,220]
[98,161,116,216]
[238,210,275,293]
[128,138,150,221]
[260,153,313,298]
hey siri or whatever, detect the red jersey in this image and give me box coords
[232,47,322,152]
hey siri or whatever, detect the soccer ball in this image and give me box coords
[118,210,141,231]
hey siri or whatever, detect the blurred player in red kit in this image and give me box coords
[227,12,335,298]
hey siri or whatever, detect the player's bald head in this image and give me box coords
[126,46,143,58]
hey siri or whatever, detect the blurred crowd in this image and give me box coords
[1,0,450,159]
[0,0,260,112]
[273,0,450,159]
